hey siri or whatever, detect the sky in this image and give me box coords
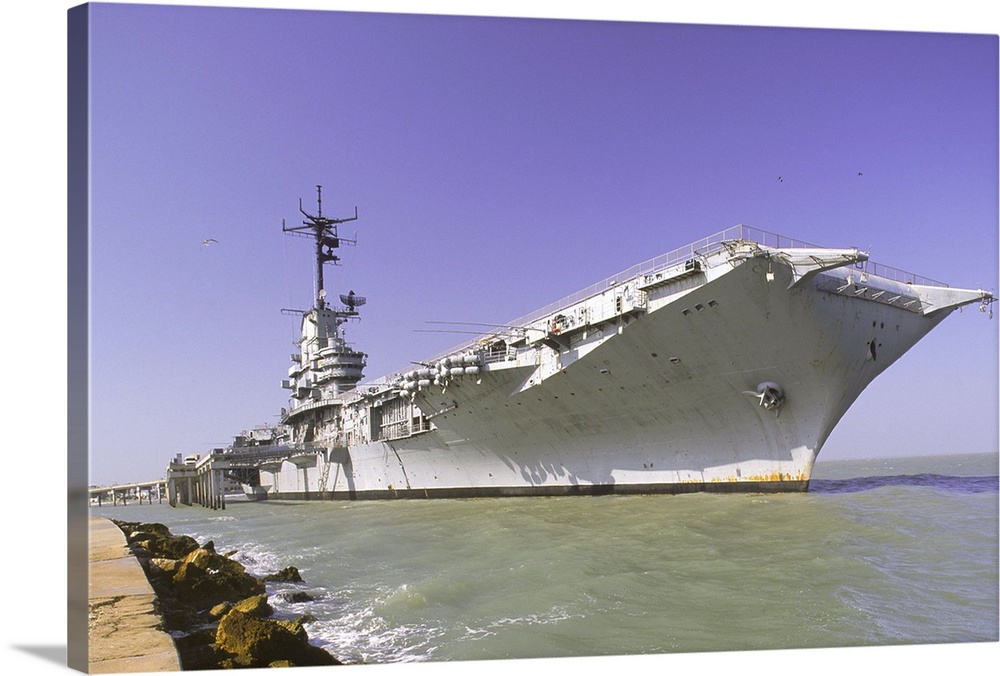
[1,2,997,675]
[74,2,999,486]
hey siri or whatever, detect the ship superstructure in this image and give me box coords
[229,188,994,500]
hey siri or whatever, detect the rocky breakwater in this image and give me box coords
[111,519,342,669]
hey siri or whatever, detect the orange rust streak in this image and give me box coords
[710,471,808,483]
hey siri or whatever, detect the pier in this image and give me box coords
[164,452,232,509]
[164,445,306,508]
[89,480,168,507]
[87,517,182,673]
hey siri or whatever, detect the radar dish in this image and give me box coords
[340,291,367,310]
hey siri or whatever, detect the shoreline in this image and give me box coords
[95,517,343,670]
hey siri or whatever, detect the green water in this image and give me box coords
[92,452,998,664]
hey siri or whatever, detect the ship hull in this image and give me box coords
[250,251,965,501]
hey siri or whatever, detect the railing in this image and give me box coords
[860,261,947,288]
[364,224,947,385]
[410,226,819,363]
[381,418,433,442]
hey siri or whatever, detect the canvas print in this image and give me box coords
[67,2,998,673]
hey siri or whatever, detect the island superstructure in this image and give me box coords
[217,187,994,500]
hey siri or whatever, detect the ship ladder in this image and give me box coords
[319,452,331,494]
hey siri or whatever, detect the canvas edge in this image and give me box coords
[67,3,91,672]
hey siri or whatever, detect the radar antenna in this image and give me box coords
[340,290,367,313]
[282,185,358,310]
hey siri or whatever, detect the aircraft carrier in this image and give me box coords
[228,186,994,500]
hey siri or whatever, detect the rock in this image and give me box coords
[215,609,340,668]
[278,591,315,603]
[115,520,200,559]
[109,520,345,668]
[121,521,171,540]
[264,566,303,583]
[164,534,200,558]
[148,557,180,577]
[172,547,266,609]
[276,616,309,640]
[183,548,213,569]
[173,627,226,671]
[232,594,272,618]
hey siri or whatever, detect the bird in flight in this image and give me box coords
[202,238,218,246]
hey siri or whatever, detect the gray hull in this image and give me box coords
[251,235,986,500]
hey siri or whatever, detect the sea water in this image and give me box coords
[90,452,998,665]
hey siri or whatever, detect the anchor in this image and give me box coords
[743,381,785,416]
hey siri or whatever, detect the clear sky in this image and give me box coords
[79,2,999,486]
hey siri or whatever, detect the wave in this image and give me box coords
[810,474,999,494]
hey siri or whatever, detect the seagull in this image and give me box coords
[778,177,783,182]
[202,238,218,246]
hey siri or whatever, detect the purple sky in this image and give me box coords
[82,3,998,486]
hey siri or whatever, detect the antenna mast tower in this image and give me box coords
[282,185,359,310]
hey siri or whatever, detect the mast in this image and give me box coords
[282,185,359,310]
